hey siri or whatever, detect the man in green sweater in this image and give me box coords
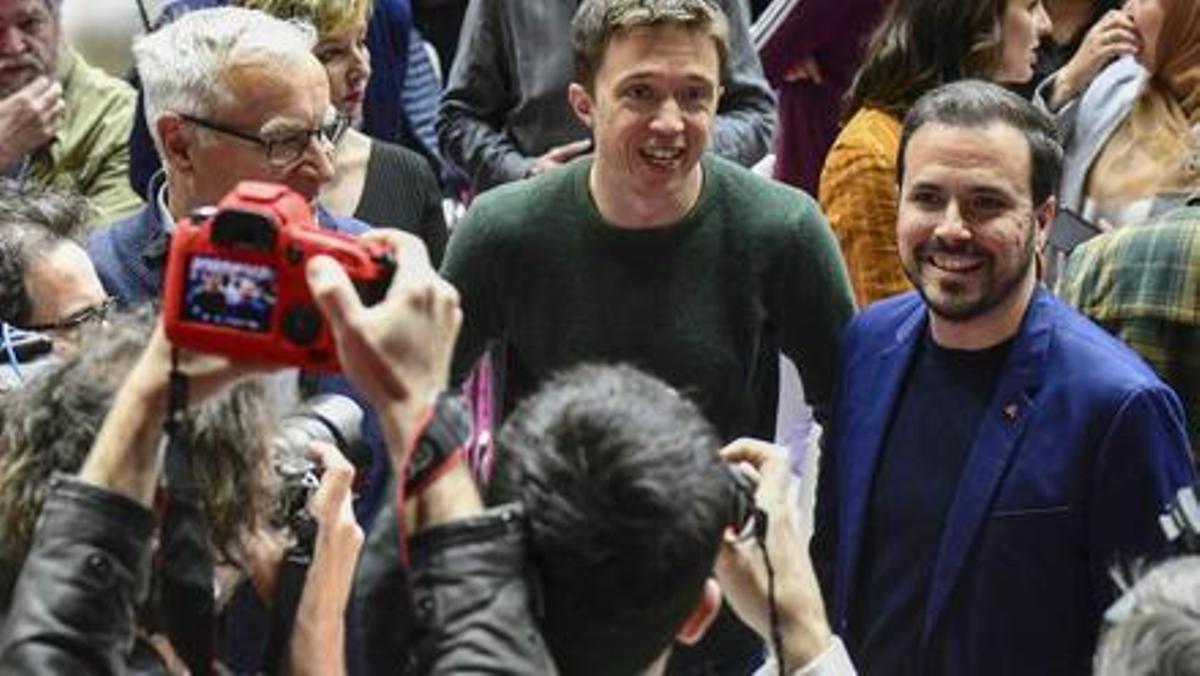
[441,1,854,670]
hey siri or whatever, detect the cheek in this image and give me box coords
[895,213,927,252]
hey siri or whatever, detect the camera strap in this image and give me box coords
[750,509,787,676]
[148,349,217,676]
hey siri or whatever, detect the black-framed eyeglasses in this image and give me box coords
[179,110,350,167]
[22,297,116,333]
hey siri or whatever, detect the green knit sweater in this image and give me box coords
[442,155,855,439]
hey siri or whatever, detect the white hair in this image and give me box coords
[132,6,318,153]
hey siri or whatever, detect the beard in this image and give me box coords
[0,52,52,98]
[903,220,1037,322]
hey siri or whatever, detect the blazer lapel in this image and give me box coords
[834,303,925,622]
[921,290,1055,645]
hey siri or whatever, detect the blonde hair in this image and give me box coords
[237,0,372,38]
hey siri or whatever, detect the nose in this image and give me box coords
[932,200,972,242]
[1034,2,1052,38]
[290,133,337,187]
[351,42,371,82]
[0,26,26,55]
[650,97,685,135]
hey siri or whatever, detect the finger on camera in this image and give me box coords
[306,440,352,472]
[307,254,362,328]
[307,442,356,504]
[719,437,786,468]
[362,228,433,274]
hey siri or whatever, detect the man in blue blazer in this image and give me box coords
[812,80,1196,675]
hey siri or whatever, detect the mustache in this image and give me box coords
[917,239,987,258]
[0,54,47,72]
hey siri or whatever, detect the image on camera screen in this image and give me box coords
[182,255,277,333]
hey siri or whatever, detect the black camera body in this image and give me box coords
[273,393,369,556]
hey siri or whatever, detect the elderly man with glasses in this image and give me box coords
[0,181,111,361]
[86,6,364,306]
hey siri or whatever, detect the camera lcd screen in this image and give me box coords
[182,255,277,333]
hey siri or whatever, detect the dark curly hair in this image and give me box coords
[0,309,279,608]
[844,0,1008,120]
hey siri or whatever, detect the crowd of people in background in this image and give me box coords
[0,0,1197,674]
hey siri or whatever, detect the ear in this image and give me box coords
[1034,195,1057,250]
[567,83,596,129]
[157,112,195,173]
[675,579,722,646]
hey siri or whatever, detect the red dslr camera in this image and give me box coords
[162,181,394,371]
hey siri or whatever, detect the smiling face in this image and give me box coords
[568,24,720,209]
[897,121,1050,327]
[314,13,370,124]
[992,0,1052,84]
[1123,0,1165,69]
[0,0,58,97]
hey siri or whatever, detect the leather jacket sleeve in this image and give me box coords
[356,496,557,675]
[0,476,155,675]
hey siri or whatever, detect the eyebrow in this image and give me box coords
[257,115,328,138]
[616,72,716,87]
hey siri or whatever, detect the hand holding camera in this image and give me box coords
[305,228,462,468]
[714,438,832,670]
[163,181,396,372]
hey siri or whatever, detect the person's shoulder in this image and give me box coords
[830,107,903,155]
[86,206,148,255]
[705,155,823,228]
[367,139,441,188]
[459,163,582,235]
[62,49,135,110]
[1064,211,1200,319]
[1042,293,1168,392]
[841,291,923,352]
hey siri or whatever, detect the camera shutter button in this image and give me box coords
[283,305,323,345]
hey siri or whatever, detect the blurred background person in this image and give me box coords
[754,0,889,194]
[818,0,1052,307]
[1026,0,1122,94]
[0,0,142,223]
[0,182,109,356]
[1058,194,1200,453]
[1039,0,1199,230]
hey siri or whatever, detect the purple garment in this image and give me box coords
[758,0,887,194]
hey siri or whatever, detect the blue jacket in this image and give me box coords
[813,288,1195,674]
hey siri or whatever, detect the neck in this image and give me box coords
[588,162,703,229]
[165,175,193,224]
[928,271,1037,350]
[319,128,370,216]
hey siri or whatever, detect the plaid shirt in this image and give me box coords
[1059,202,1200,452]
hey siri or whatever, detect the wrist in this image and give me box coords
[779,614,833,669]
[1051,67,1080,109]
[404,393,471,494]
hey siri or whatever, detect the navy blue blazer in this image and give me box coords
[813,288,1195,674]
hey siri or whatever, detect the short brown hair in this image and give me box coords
[570,0,730,91]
